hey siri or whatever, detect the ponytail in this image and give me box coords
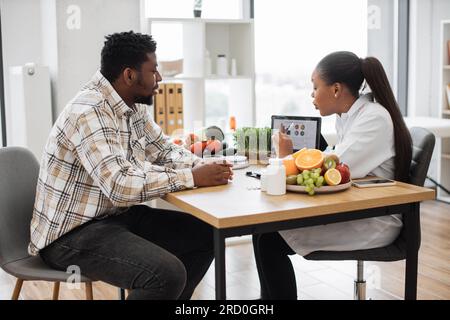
[316,52,412,182]
[361,57,412,182]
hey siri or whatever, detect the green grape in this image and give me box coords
[302,170,310,178]
[312,172,320,179]
[304,185,312,193]
[308,189,315,196]
[306,178,314,186]
[315,176,324,187]
[296,174,304,185]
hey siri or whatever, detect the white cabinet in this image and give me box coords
[141,18,255,133]
[437,20,450,202]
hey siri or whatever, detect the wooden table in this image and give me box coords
[164,166,435,300]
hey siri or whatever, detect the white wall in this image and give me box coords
[1,0,141,140]
[1,0,43,146]
[367,0,396,90]
[409,0,450,117]
[41,0,141,117]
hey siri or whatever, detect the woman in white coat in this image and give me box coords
[253,51,413,300]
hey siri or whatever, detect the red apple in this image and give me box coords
[185,133,199,146]
[190,141,207,157]
[205,139,222,154]
[335,163,350,184]
[173,138,183,146]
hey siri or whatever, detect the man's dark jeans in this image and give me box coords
[40,205,214,300]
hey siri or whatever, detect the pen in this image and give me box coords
[286,122,294,132]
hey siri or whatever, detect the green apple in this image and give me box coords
[286,175,297,185]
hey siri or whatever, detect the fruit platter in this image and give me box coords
[283,148,351,196]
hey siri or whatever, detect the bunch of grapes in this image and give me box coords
[299,168,325,195]
[287,168,326,196]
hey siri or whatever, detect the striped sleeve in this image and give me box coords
[70,104,194,207]
[141,107,202,169]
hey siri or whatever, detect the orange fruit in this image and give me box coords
[294,148,324,171]
[292,147,307,159]
[282,157,299,176]
[324,168,342,186]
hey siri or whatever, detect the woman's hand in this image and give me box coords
[272,124,293,158]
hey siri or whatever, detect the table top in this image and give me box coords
[164,166,435,229]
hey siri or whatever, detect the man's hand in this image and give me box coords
[192,162,234,187]
[272,124,293,158]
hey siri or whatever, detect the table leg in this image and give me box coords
[404,202,420,300]
[214,228,226,300]
[118,288,126,300]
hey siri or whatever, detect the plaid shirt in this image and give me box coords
[29,71,200,256]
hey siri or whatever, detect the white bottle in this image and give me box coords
[205,50,212,76]
[216,54,228,76]
[231,58,237,76]
[260,169,267,192]
[265,158,286,196]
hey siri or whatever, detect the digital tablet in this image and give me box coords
[271,115,321,151]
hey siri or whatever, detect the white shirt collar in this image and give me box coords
[337,93,372,121]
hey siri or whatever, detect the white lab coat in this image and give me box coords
[279,94,403,256]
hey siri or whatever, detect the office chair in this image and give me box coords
[0,147,95,300]
[304,127,436,300]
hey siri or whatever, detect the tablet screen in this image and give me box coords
[271,115,321,151]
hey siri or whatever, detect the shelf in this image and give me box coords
[143,15,255,133]
[444,65,450,70]
[442,154,450,160]
[206,75,252,80]
[147,18,253,24]
[204,19,253,24]
[160,76,202,81]
[442,109,450,115]
[159,75,253,81]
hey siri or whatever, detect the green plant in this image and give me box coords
[233,127,272,156]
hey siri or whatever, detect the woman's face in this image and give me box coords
[311,70,338,116]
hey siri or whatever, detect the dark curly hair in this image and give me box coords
[100,31,157,83]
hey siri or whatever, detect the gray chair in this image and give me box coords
[304,127,436,300]
[0,146,94,300]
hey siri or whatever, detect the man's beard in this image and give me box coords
[134,73,155,105]
[135,95,153,105]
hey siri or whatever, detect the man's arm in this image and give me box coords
[70,105,195,207]
[140,106,202,169]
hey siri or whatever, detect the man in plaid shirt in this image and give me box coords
[30,31,233,300]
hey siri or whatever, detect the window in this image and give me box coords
[254,0,368,127]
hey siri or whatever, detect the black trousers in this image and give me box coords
[252,232,298,300]
[40,205,214,300]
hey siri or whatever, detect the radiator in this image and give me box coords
[8,63,53,160]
